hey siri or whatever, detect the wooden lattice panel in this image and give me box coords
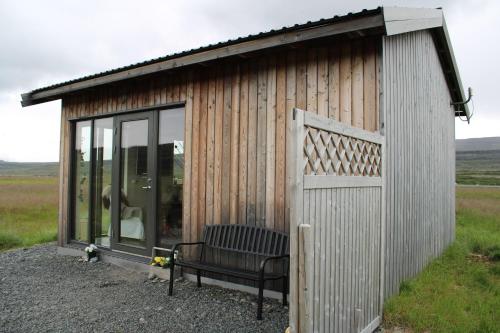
[303,126,382,176]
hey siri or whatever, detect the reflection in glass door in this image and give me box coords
[119,119,148,247]
[157,108,184,247]
[112,112,155,254]
[92,117,113,247]
[72,121,91,242]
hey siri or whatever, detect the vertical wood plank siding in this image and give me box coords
[302,187,382,332]
[58,38,381,270]
[382,30,456,298]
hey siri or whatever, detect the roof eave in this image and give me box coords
[383,6,443,36]
[21,6,471,122]
[438,17,470,120]
[382,7,470,121]
[21,11,385,107]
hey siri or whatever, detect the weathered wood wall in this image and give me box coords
[382,30,456,298]
[58,37,381,252]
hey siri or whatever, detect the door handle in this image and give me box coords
[141,185,152,190]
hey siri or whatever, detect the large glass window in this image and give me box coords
[92,117,114,247]
[71,108,184,253]
[73,121,91,242]
[157,108,184,247]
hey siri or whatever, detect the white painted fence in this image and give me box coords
[289,109,385,333]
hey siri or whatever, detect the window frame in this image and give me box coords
[66,102,185,249]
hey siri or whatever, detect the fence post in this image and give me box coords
[289,108,305,333]
[298,223,312,333]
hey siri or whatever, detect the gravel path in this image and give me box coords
[0,245,288,333]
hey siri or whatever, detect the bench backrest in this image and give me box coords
[202,224,289,257]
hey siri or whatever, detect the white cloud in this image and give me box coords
[0,94,60,162]
[0,0,497,162]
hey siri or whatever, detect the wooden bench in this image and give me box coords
[168,224,289,320]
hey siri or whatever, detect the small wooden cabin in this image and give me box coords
[22,7,468,332]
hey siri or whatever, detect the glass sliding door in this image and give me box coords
[92,117,114,247]
[157,108,184,247]
[72,121,92,242]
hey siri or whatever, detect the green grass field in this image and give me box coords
[456,170,500,186]
[384,187,500,332]
[456,150,500,186]
[1,176,499,331]
[0,160,59,177]
[0,176,58,251]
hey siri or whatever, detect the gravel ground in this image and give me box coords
[0,245,288,333]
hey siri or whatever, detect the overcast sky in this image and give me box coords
[0,0,498,162]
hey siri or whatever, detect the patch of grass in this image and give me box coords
[490,266,500,276]
[456,174,500,186]
[0,176,58,251]
[0,160,59,177]
[383,187,500,333]
[0,233,22,251]
[398,280,413,294]
[456,149,500,186]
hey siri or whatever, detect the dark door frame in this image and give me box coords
[67,102,185,257]
[111,111,158,256]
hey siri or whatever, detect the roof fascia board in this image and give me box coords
[383,7,443,36]
[383,6,470,120]
[439,17,470,119]
[22,13,384,107]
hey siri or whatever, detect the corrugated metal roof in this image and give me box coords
[30,7,382,94]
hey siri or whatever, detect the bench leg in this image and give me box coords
[196,270,201,287]
[168,264,175,296]
[282,276,288,306]
[257,278,264,320]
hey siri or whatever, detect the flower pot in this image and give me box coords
[86,251,97,261]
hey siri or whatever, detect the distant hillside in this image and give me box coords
[456,137,500,152]
[0,160,59,176]
[1,136,499,184]
[455,137,500,185]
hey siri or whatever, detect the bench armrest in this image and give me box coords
[171,241,205,252]
[170,242,205,263]
[259,254,290,273]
